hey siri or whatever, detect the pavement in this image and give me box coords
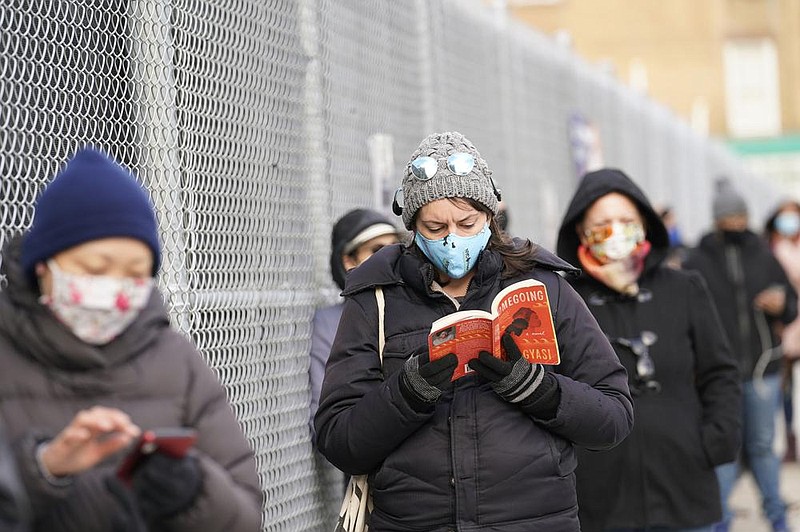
[729,460,800,532]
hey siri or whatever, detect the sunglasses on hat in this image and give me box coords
[409,152,476,181]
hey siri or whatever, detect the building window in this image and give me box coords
[723,37,781,138]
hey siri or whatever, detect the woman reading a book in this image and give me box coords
[315,131,634,531]
[555,168,741,532]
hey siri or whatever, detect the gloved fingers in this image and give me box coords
[105,475,148,532]
[419,352,457,374]
[468,351,511,382]
[501,332,523,362]
[106,474,136,512]
[134,453,199,490]
[419,353,458,387]
[131,453,202,519]
[408,344,430,366]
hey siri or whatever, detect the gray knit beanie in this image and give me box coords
[712,177,748,220]
[400,131,499,229]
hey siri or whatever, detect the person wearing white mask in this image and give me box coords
[0,147,262,531]
[556,168,742,532]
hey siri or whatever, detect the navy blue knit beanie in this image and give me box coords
[21,147,162,279]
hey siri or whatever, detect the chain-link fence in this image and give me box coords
[0,0,783,530]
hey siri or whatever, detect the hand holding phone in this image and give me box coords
[116,428,197,485]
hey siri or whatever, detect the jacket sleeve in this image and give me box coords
[536,276,634,450]
[0,423,29,532]
[687,272,742,466]
[167,344,263,532]
[314,294,435,475]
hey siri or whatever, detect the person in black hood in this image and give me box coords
[308,208,403,514]
[309,208,402,438]
[556,168,742,532]
[315,132,633,532]
[683,178,797,532]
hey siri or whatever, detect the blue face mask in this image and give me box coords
[415,223,492,279]
[775,212,800,237]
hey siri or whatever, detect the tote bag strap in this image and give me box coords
[333,287,385,532]
[375,286,385,364]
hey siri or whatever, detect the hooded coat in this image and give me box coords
[315,240,633,532]
[555,169,742,530]
[0,237,263,531]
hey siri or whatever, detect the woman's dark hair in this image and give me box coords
[410,197,539,279]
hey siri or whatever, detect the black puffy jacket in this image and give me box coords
[315,242,633,532]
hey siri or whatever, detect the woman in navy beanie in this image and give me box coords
[0,147,262,531]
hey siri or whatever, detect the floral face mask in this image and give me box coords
[39,260,154,345]
[585,221,645,262]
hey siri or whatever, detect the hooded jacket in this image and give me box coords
[0,237,262,531]
[684,228,797,379]
[556,168,741,530]
[315,239,633,532]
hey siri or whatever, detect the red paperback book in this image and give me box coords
[428,279,560,380]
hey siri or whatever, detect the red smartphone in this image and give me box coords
[116,427,198,485]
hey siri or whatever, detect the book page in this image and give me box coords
[429,313,493,380]
[491,279,560,365]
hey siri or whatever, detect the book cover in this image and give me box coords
[428,279,560,380]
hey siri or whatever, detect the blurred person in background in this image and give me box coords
[308,208,402,439]
[556,168,741,532]
[683,178,797,532]
[658,205,687,269]
[0,147,262,531]
[315,131,633,531]
[764,200,800,463]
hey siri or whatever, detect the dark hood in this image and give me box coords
[556,168,670,270]
[0,235,171,373]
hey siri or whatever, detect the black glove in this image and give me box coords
[399,346,458,411]
[468,332,560,418]
[106,475,148,532]
[131,452,202,522]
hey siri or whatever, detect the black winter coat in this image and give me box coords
[315,242,633,532]
[684,230,797,379]
[556,168,742,531]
